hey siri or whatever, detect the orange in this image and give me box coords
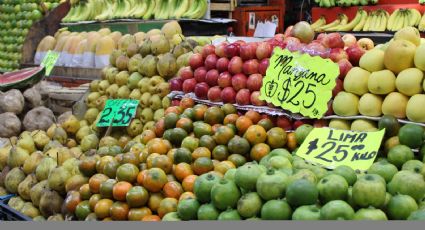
[236,116,253,135]
[136,170,148,186]
[157,198,178,218]
[147,154,173,174]
[79,183,92,200]
[163,181,184,199]
[154,119,165,137]
[112,181,133,201]
[180,97,195,109]
[142,168,168,192]
[140,130,156,145]
[244,125,267,145]
[258,118,274,131]
[223,114,239,125]
[94,199,113,219]
[192,157,214,175]
[147,138,169,155]
[250,143,271,162]
[182,175,198,192]
[128,207,152,221]
[228,154,247,168]
[89,174,109,194]
[213,125,235,145]
[192,147,211,160]
[110,201,130,220]
[179,192,196,201]
[193,104,208,121]
[138,149,149,164]
[165,106,182,115]
[204,106,225,125]
[267,127,287,149]
[245,110,261,124]
[176,117,194,133]
[167,174,177,182]
[142,215,161,221]
[148,193,164,212]
[89,194,102,211]
[212,145,229,161]
[286,132,297,151]
[173,162,193,181]
[211,124,222,134]
[214,161,236,175]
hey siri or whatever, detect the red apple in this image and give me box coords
[256,42,273,60]
[172,99,181,106]
[215,41,229,57]
[189,53,204,70]
[194,67,207,83]
[240,43,258,60]
[216,57,229,73]
[313,119,328,128]
[250,91,266,106]
[337,59,353,79]
[242,59,259,75]
[332,78,343,98]
[258,58,269,76]
[283,26,293,38]
[205,69,219,87]
[316,33,327,42]
[194,82,209,99]
[234,40,246,45]
[204,54,218,70]
[217,71,232,88]
[182,78,197,93]
[207,86,222,102]
[231,73,247,91]
[293,120,305,130]
[228,56,243,75]
[178,66,194,81]
[274,34,285,42]
[169,78,183,91]
[286,38,303,52]
[221,87,237,104]
[236,89,251,105]
[329,48,348,62]
[304,42,329,58]
[224,43,240,58]
[342,34,357,47]
[202,44,216,58]
[357,38,374,50]
[277,116,292,131]
[322,33,344,49]
[345,44,365,66]
[246,73,263,91]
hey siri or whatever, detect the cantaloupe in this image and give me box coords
[108,31,122,46]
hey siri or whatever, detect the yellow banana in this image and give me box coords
[387,9,399,31]
[317,18,341,31]
[419,12,425,31]
[363,13,372,31]
[324,14,347,31]
[338,10,365,31]
[408,8,421,26]
[353,10,368,31]
[311,16,326,30]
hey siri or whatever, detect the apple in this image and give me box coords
[236,89,251,105]
[231,73,247,91]
[332,78,343,98]
[208,86,222,102]
[246,73,263,91]
[240,43,258,60]
[194,82,209,99]
[215,41,229,57]
[228,56,243,74]
[286,38,303,52]
[268,38,286,49]
[224,43,240,58]
[322,33,344,49]
[178,66,194,81]
[205,69,219,87]
[357,38,374,50]
[182,78,197,93]
[189,53,204,70]
[194,67,207,83]
[234,40,247,45]
[274,34,285,42]
[329,48,348,62]
[304,42,329,58]
[313,119,328,128]
[258,58,269,76]
[337,58,352,79]
[342,34,357,47]
[169,77,183,91]
[242,59,260,75]
[172,99,181,106]
[283,26,293,38]
[256,42,273,60]
[250,91,266,106]
[202,44,216,58]
[216,57,229,73]
[345,44,365,66]
[316,33,327,42]
[293,120,305,130]
[277,116,292,131]
[205,54,218,70]
[217,71,232,88]
[221,87,237,103]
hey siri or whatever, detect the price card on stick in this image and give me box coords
[296,128,385,171]
[97,99,139,127]
[40,50,60,76]
[259,48,339,118]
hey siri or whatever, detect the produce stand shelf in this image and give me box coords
[0,195,32,221]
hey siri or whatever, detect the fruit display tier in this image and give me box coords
[60,18,236,36]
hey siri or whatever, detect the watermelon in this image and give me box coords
[0,66,45,91]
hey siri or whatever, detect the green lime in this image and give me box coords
[162,212,181,221]
[387,194,418,220]
[317,174,348,203]
[353,207,388,220]
[320,200,355,220]
[401,160,424,174]
[237,192,263,218]
[292,205,321,220]
[197,203,219,220]
[387,145,414,168]
[378,114,400,138]
[352,174,386,208]
[333,165,357,186]
[398,124,424,149]
[217,209,241,220]
[294,124,314,145]
[367,160,398,183]
[286,179,318,207]
[387,170,425,202]
[407,210,425,220]
[177,198,200,220]
[261,199,292,220]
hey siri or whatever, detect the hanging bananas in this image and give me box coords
[315,0,378,8]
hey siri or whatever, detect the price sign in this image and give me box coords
[40,50,60,76]
[97,99,139,127]
[259,48,339,118]
[296,128,385,171]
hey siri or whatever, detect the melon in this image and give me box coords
[95,36,116,56]
[0,67,45,91]
[108,31,122,46]
[36,36,57,53]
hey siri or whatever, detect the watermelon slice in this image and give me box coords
[0,66,45,91]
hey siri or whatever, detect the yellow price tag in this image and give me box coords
[296,128,385,171]
[259,48,339,118]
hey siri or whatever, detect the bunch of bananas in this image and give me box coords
[362,9,389,31]
[387,9,421,31]
[314,0,378,8]
[62,0,208,22]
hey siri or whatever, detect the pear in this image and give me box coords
[157,52,178,79]
[76,126,93,143]
[62,158,81,175]
[95,95,109,110]
[127,42,139,58]
[139,55,158,77]
[46,124,57,138]
[129,89,142,100]
[138,77,150,93]
[5,167,26,193]
[90,79,101,91]
[116,55,129,71]
[162,97,171,109]
[126,119,144,137]
[17,133,36,153]
[99,136,119,148]
[161,21,182,40]
[80,120,89,127]
[8,196,25,211]
[70,147,83,159]
[0,166,10,187]
[33,131,50,150]
[173,43,190,58]
[140,92,152,107]
[7,146,30,168]
[0,146,10,170]
[143,121,156,132]
[154,109,165,122]
[18,174,38,200]
[128,72,143,90]
[33,216,46,221]
[0,186,6,195]
[53,127,68,145]
[149,94,163,110]
[80,134,99,152]
[23,151,44,174]
[109,49,124,67]
[86,92,101,108]
[21,202,41,218]
[57,147,74,165]
[141,108,154,123]
[61,115,80,134]
[106,67,119,84]
[48,166,72,194]
[35,157,57,181]
[84,108,100,124]
[115,71,130,86]
[39,189,64,218]
[155,82,170,98]
[47,214,64,221]
[105,84,119,98]
[117,85,131,99]
[30,180,49,207]
[43,140,63,152]
[150,34,170,55]
[177,51,193,69]
[78,154,100,177]
[66,138,77,148]
[65,174,88,192]
[139,39,152,57]
[128,54,142,73]
[97,80,110,95]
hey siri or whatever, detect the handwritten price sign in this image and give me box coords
[296,128,385,171]
[40,51,60,76]
[259,48,339,118]
[97,99,139,127]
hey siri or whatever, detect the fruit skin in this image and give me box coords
[317,174,348,203]
[217,208,241,220]
[387,170,425,202]
[353,207,388,220]
[177,198,200,221]
[320,200,355,220]
[384,40,416,74]
[234,162,265,192]
[367,161,398,183]
[387,194,418,220]
[352,174,386,208]
[378,115,400,138]
[343,67,370,96]
[193,173,221,203]
[256,169,288,201]
[237,192,263,218]
[407,94,425,123]
[292,205,321,220]
[387,145,415,169]
[396,68,424,96]
[367,70,396,95]
[286,179,318,207]
[382,92,409,119]
[197,203,220,220]
[261,199,293,220]
[359,48,385,72]
[398,124,424,149]
[211,179,241,210]
[332,92,359,116]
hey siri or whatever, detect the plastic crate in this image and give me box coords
[0,194,32,221]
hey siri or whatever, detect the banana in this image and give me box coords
[317,18,341,31]
[323,14,347,31]
[143,0,156,19]
[132,0,149,18]
[387,9,399,31]
[403,10,411,28]
[419,12,425,31]
[154,0,164,19]
[390,10,402,31]
[409,8,421,26]
[338,10,364,31]
[174,0,190,19]
[311,16,326,31]
[363,13,372,31]
[353,10,368,31]
[191,0,208,19]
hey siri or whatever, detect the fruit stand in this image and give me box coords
[1,0,425,224]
